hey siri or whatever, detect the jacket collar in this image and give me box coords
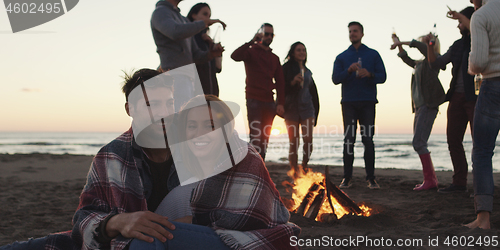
[348,43,367,52]
[156,0,180,13]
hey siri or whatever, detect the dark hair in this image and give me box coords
[187,2,210,22]
[176,94,235,179]
[122,68,164,101]
[282,42,307,96]
[285,41,307,65]
[460,6,474,20]
[348,21,363,33]
[263,23,273,28]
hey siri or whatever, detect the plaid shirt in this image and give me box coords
[191,143,301,250]
[44,128,179,250]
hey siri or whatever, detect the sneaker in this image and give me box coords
[339,178,352,189]
[438,184,467,193]
[367,179,380,189]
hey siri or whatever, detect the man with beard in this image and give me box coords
[231,23,285,160]
[426,7,476,193]
[466,0,500,229]
[332,21,387,190]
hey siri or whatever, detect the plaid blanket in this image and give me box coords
[191,143,301,250]
[45,128,179,250]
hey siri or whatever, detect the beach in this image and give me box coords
[1,153,500,249]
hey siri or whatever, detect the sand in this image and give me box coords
[1,153,500,249]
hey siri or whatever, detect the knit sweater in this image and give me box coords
[151,0,209,71]
[469,0,500,78]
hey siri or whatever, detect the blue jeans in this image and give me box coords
[0,237,46,250]
[413,105,438,155]
[246,98,276,160]
[129,221,230,250]
[341,101,376,180]
[472,79,500,213]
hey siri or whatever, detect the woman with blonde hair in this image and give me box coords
[392,34,446,190]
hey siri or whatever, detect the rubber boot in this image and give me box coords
[413,152,438,191]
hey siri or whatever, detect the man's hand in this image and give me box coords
[204,19,227,30]
[276,104,284,116]
[447,10,464,20]
[106,211,175,243]
[209,43,225,59]
[356,68,371,78]
[390,34,401,50]
[347,62,361,73]
[253,32,264,43]
[390,40,403,50]
[291,73,304,86]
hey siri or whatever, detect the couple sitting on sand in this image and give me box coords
[0,67,300,250]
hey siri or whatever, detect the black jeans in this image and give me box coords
[342,101,376,180]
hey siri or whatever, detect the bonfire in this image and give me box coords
[283,166,375,222]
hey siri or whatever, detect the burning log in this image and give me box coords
[295,183,320,216]
[287,167,372,221]
[318,213,338,223]
[324,166,335,215]
[304,188,325,219]
[326,179,362,214]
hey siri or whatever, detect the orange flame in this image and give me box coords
[286,168,374,221]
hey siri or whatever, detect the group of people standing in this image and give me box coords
[392,0,500,229]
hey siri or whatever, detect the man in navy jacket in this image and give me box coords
[332,21,387,190]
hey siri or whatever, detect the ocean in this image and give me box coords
[1,132,499,172]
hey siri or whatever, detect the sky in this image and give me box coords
[0,0,475,134]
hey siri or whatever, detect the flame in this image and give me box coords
[286,168,374,221]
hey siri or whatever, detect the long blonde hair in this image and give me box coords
[418,35,440,55]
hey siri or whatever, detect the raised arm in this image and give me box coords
[230,42,253,62]
[426,34,449,71]
[396,41,416,68]
[410,40,428,58]
[151,6,206,41]
[448,11,471,32]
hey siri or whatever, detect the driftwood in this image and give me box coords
[304,188,325,219]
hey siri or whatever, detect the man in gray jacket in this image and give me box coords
[151,0,225,110]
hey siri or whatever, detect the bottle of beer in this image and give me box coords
[356,57,362,78]
[429,24,437,46]
[392,27,400,44]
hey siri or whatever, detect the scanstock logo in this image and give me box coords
[3,0,79,33]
